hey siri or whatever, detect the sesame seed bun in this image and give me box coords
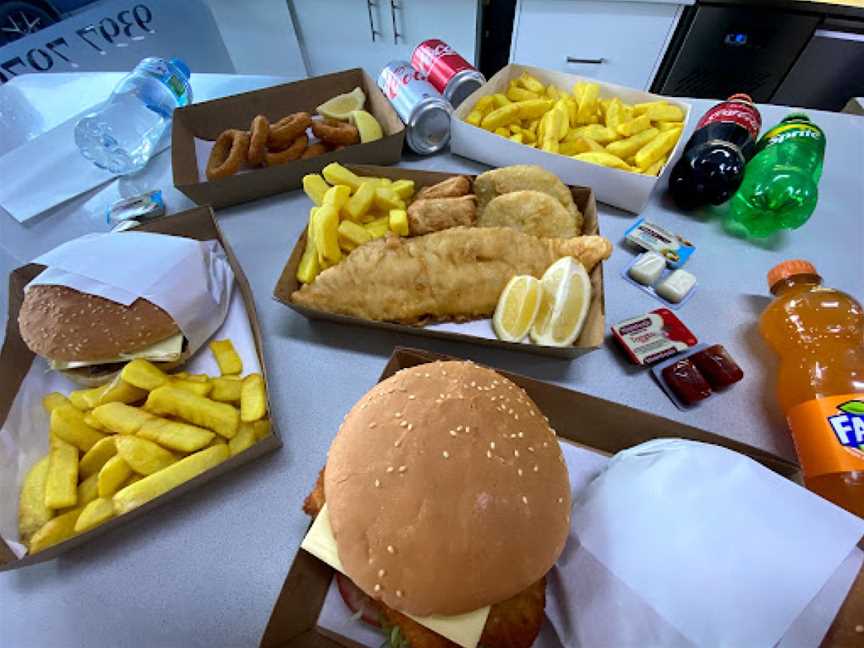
[18,285,183,385]
[324,360,572,617]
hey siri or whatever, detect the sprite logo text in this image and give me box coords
[828,400,864,449]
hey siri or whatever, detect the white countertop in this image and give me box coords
[0,73,862,647]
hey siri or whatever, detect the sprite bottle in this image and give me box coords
[727,113,825,238]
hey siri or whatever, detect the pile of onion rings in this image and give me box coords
[204,109,363,181]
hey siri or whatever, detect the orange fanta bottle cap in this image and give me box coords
[767,259,818,289]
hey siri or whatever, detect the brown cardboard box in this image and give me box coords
[261,347,863,648]
[273,165,605,359]
[0,206,281,571]
[172,69,405,209]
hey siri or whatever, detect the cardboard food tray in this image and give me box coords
[273,164,605,359]
[450,63,692,214]
[0,206,282,571]
[172,69,406,210]
[259,347,864,648]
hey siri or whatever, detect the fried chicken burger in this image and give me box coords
[303,360,572,648]
[18,286,189,387]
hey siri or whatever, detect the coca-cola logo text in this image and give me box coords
[383,66,426,100]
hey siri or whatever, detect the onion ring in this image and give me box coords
[269,112,312,149]
[247,115,270,166]
[206,129,250,180]
[311,119,360,146]
[301,142,329,160]
[266,134,308,166]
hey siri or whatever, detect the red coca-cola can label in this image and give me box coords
[696,94,762,140]
[412,39,476,94]
[377,61,441,122]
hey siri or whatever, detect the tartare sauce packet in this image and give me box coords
[624,218,695,268]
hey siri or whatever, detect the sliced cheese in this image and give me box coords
[50,334,185,371]
[301,504,490,648]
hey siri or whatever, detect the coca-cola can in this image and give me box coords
[411,38,486,108]
[378,61,452,155]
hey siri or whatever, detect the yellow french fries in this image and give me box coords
[390,179,415,201]
[113,445,230,515]
[312,203,342,265]
[18,456,53,544]
[635,128,682,169]
[373,186,405,212]
[97,455,132,498]
[138,417,214,453]
[322,163,362,191]
[302,173,329,206]
[606,128,660,160]
[210,377,243,403]
[389,209,409,236]
[635,101,684,122]
[83,413,108,432]
[121,359,169,391]
[617,114,652,137]
[474,95,495,113]
[42,392,74,414]
[51,405,106,452]
[229,423,256,457]
[79,437,117,478]
[642,157,666,176]
[657,121,684,132]
[171,378,213,398]
[605,97,624,133]
[466,110,482,127]
[252,419,271,441]
[545,84,561,101]
[45,444,78,509]
[74,498,115,533]
[68,385,106,410]
[209,339,243,376]
[145,385,240,439]
[28,507,82,554]
[481,103,520,131]
[344,181,377,222]
[568,124,617,144]
[297,210,320,285]
[553,101,570,139]
[516,72,545,94]
[322,184,351,211]
[240,374,267,423]
[339,219,371,252]
[364,215,390,239]
[559,137,605,156]
[92,401,153,435]
[576,82,599,124]
[491,93,511,108]
[509,133,524,144]
[115,436,176,475]
[506,83,539,103]
[58,472,99,515]
[573,151,633,171]
[96,378,147,407]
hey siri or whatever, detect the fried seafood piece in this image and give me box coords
[407,195,477,235]
[479,190,577,238]
[474,165,583,234]
[291,227,612,323]
[415,175,471,200]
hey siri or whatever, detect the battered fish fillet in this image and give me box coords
[303,471,546,648]
[408,195,477,235]
[416,175,471,200]
[475,165,583,235]
[479,190,577,238]
[291,227,612,324]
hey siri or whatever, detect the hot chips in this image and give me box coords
[240,374,267,423]
[74,498,116,533]
[116,436,176,475]
[209,339,243,376]
[51,405,106,452]
[145,386,240,439]
[44,444,78,509]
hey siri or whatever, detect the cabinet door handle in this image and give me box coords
[390,0,402,45]
[566,57,606,64]
[367,0,382,42]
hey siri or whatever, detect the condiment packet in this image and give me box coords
[624,218,695,268]
[611,308,698,365]
[554,439,864,647]
[650,343,744,410]
[621,255,696,310]
[27,231,234,355]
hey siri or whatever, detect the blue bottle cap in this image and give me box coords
[169,58,191,80]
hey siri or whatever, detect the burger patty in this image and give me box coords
[303,469,547,648]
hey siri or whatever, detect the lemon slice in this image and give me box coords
[317,87,366,121]
[350,110,383,143]
[493,275,542,342]
[530,257,592,347]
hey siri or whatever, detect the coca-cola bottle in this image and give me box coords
[668,94,762,209]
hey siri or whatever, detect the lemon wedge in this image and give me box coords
[317,87,366,121]
[530,257,592,347]
[493,275,542,342]
[350,110,383,143]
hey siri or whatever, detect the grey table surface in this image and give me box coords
[1,76,863,647]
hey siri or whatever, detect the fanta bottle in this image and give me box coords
[759,260,864,516]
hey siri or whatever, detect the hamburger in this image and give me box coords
[303,360,572,648]
[18,285,189,387]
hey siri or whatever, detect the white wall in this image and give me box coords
[205,0,307,79]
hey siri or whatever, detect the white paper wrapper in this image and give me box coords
[0,289,259,557]
[28,231,234,357]
[557,439,864,647]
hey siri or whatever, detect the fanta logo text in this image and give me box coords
[829,410,864,449]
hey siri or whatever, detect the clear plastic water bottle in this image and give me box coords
[727,113,825,238]
[75,57,192,175]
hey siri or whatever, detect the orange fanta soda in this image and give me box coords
[760,260,864,516]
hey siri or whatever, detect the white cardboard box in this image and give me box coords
[450,63,692,214]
